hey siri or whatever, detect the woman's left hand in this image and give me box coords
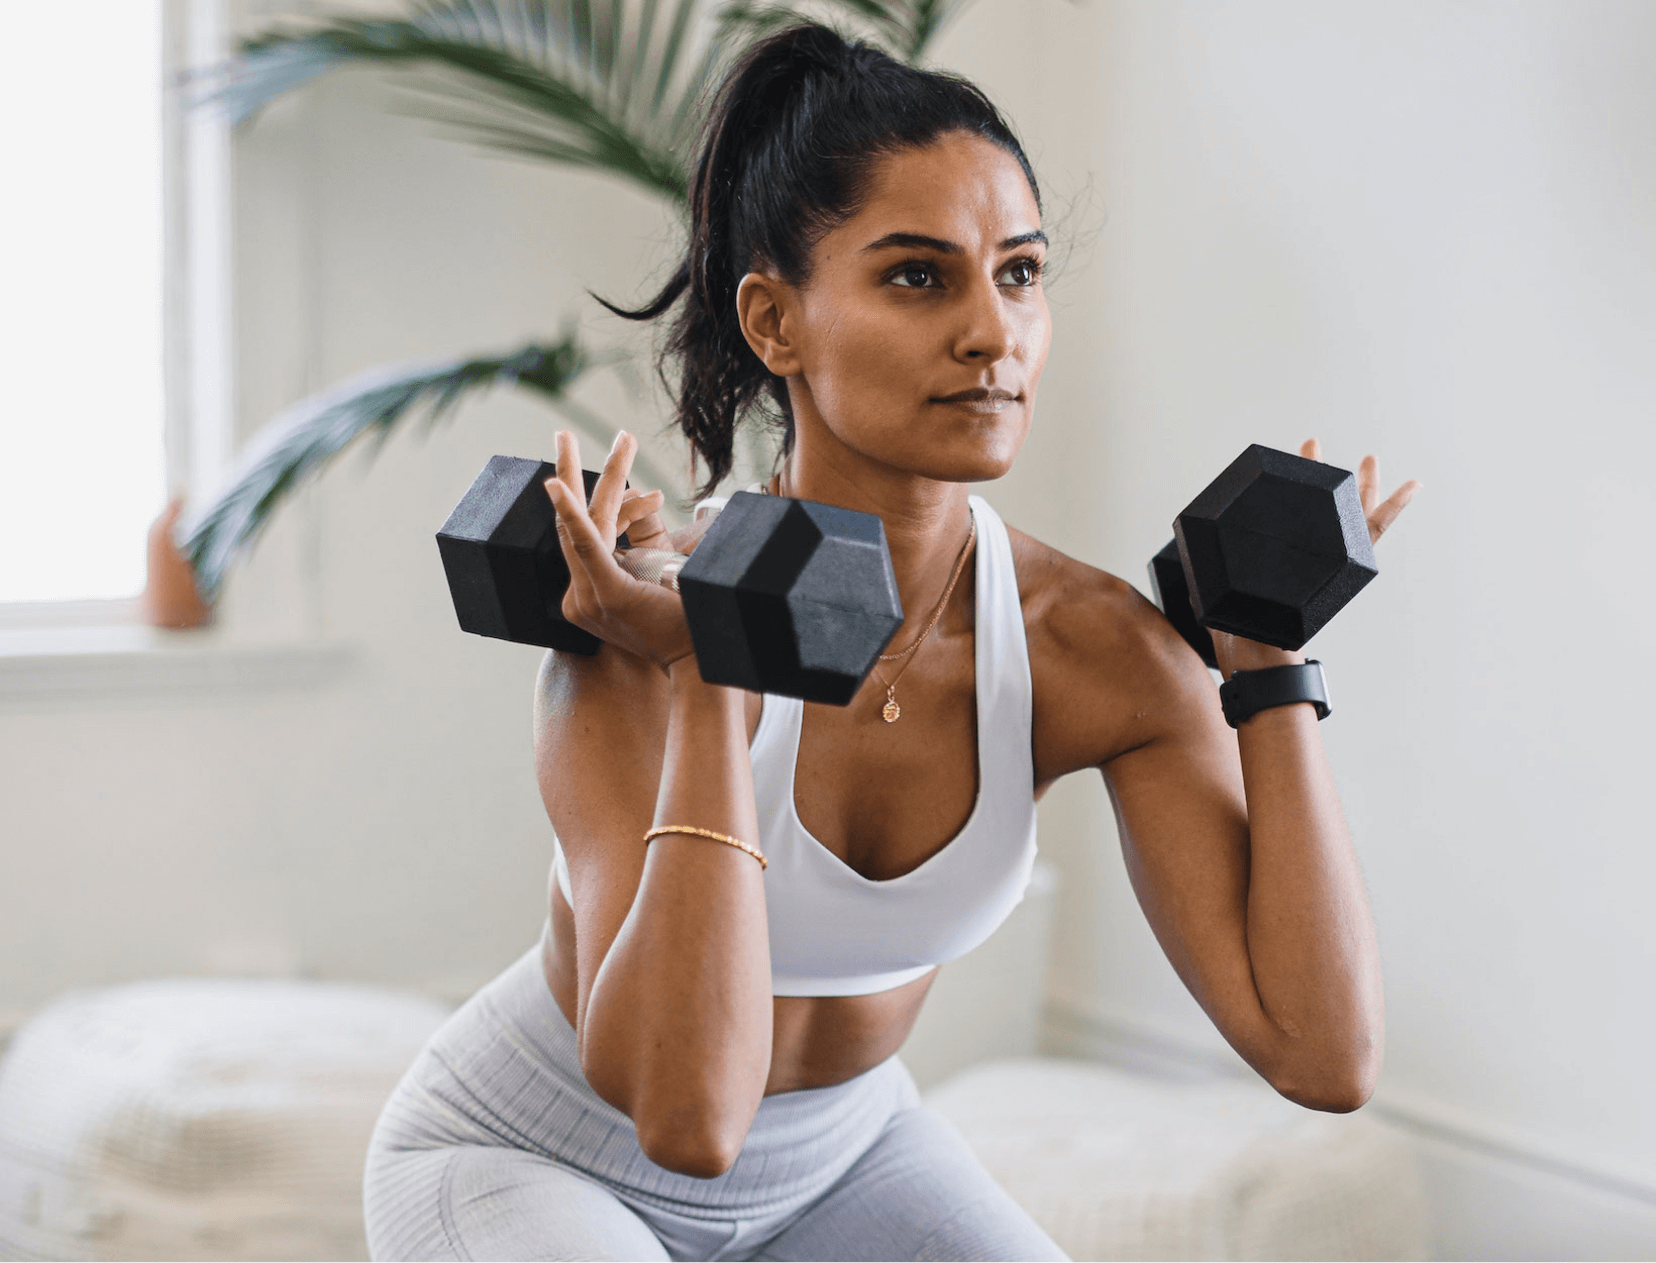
[1211,438,1421,675]
[1299,437,1421,547]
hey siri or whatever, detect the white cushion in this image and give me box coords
[925,1057,1429,1261]
[0,978,449,1261]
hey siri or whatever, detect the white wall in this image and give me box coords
[2,2,1653,1258]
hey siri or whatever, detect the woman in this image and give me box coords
[364,22,1418,1263]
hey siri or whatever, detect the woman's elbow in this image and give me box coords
[582,1057,753,1177]
[634,1105,750,1178]
[1269,1043,1382,1114]
[577,1028,763,1176]
[1276,1073,1376,1114]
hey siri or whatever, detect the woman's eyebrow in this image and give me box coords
[861,229,1048,254]
[1001,230,1048,249]
[863,232,960,254]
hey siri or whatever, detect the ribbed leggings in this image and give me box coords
[362,946,1064,1262]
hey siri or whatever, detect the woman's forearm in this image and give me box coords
[579,659,772,1173]
[1207,629,1384,1110]
[1234,698,1384,1110]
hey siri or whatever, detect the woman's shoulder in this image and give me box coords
[533,643,670,777]
[1005,524,1216,777]
[1004,525,1168,655]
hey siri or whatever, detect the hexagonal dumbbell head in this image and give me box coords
[1173,444,1378,650]
[435,455,608,655]
[1147,539,1218,668]
[677,492,903,705]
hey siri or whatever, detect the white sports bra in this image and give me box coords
[552,493,1039,997]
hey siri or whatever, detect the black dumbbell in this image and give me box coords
[1148,539,1219,668]
[1148,444,1378,659]
[435,455,905,705]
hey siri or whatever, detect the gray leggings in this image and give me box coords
[363,946,1064,1262]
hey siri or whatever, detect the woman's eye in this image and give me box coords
[891,264,938,288]
[998,259,1041,287]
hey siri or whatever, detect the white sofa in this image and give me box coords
[0,978,449,1261]
[927,1057,1431,1261]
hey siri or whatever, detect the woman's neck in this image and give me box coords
[771,448,976,650]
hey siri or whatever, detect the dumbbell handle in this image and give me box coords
[614,546,689,592]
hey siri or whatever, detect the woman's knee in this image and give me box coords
[363,1147,462,1262]
[752,1106,1066,1262]
[364,1144,669,1263]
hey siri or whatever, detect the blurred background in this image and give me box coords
[1,1,1653,1260]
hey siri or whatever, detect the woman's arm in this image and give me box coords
[556,660,771,1176]
[1099,632,1383,1110]
[535,430,771,1176]
[1046,446,1414,1110]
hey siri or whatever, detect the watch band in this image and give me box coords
[1219,660,1331,728]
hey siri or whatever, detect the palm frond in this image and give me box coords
[203,1,732,204]
[892,0,961,61]
[178,0,1000,603]
[716,0,971,63]
[179,334,682,600]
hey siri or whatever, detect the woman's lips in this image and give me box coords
[930,388,1021,413]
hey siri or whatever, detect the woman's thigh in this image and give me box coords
[747,1106,1067,1263]
[364,1144,670,1263]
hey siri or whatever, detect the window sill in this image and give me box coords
[0,623,356,704]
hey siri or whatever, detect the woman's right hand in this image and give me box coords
[543,429,696,672]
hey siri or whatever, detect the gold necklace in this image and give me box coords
[763,474,975,724]
[871,519,976,723]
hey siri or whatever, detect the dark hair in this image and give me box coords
[603,22,1041,497]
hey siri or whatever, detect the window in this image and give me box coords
[0,2,168,607]
[0,0,230,621]
[0,2,351,698]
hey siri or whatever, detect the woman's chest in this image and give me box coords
[758,639,981,882]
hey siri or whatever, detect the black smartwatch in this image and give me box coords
[1218,661,1331,729]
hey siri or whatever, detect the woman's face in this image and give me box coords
[741,131,1051,488]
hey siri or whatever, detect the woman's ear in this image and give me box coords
[736,272,803,378]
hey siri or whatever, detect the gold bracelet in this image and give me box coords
[643,825,767,871]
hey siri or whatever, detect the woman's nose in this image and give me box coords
[952,278,1017,364]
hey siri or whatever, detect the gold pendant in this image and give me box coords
[882,687,901,723]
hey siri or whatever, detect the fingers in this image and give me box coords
[543,432,677,635]
[1305,442,1420,546]
[1368,478,1422,544]
[616,488,667,542]
[588,430,638,535]
[545,431,614,569]
[544,430,664,541]
[548,430,584,530]
[1359,453,1380,518]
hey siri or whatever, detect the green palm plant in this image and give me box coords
[183,0,976,599]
